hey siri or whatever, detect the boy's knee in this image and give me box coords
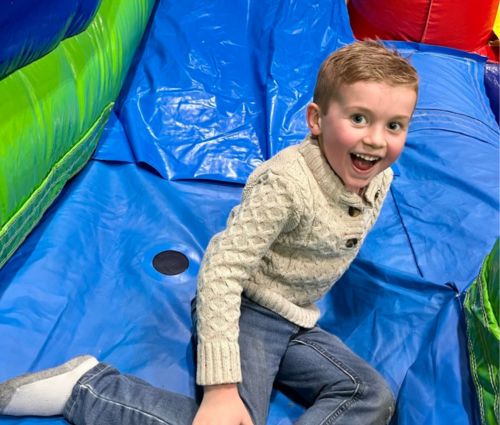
[363,374,395,424]
[319,373,395,425]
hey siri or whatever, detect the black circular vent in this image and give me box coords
[152,250,189,276]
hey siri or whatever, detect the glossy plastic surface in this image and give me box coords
[485,62,499,122]
[0,152,491,424]
[347,0,499,60]
[0,0,102,79]
[0,0,156,268]
[94,0,354,183]
[0,0,498,424]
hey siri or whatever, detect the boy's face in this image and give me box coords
[307,81,417,193]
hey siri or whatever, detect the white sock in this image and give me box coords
[0,355,99,416]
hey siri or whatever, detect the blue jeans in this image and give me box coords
[64,297,395,425]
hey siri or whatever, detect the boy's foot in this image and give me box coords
[0,355,98,416]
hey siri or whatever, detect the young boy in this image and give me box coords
[0,40,418,425]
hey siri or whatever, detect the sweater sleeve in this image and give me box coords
[196,170,300,385]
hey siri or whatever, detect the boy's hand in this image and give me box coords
[193,383,253,425]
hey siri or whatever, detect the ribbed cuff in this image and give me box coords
[196,341,242,386]
[244,284,320,328]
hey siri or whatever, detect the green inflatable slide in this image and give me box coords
[465,239,500,425]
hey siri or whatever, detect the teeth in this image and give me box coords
[353,153,379,162]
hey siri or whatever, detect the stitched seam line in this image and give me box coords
[389,186,424,277]
[0,104,112,268]
[291,339,362,424]
[79,383,173,425]
[421,0,434,41]
[75,365,174,425]
[65,380,81,419]
[79,365,112,386]
[65,364,111,420]
[477,275,499,396]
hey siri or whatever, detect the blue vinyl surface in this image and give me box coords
[485,61,499,123]
[95,0,354,183]
[1,0,499,424]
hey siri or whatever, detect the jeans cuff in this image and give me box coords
[63,362,109,421]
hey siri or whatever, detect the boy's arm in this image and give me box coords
[196,170,301,386]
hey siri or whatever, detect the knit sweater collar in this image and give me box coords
[298,136,385,207]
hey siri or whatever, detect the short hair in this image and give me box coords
[313,40,419,113]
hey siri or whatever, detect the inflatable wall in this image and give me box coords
[465,240,500,425]
[348,0,500,61]
[0,0,156,268]
[0,0,498,424]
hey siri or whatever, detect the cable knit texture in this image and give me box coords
[196,136,393,385]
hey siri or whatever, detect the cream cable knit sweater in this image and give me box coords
[196,136,393,385]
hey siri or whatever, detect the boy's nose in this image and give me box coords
[363,127,386,149]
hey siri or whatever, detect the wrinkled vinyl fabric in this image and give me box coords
[0,0,499,425]
[484,62,499,123]
[465,240,500,425]
[94,0,354,183]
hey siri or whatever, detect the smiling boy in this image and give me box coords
[193,41,418,425]
[0,40,418,425]
[308,42,417,194]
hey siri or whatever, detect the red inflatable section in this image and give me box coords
[348,0,499,61]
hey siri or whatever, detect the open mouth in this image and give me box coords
[350,153,381,172]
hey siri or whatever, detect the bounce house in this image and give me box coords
[0,0,498,424]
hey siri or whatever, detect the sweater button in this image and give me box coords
[348,206,361,217]
[345,238,358,248]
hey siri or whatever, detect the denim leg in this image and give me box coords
[236,298,299,425]
[64,363,198,425]
[191,296,298,425]
[276,326,395,425]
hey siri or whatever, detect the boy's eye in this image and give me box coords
[351,114,367,125]
[388,122,402,131]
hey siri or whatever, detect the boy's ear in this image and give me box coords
[307,103,322,136]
